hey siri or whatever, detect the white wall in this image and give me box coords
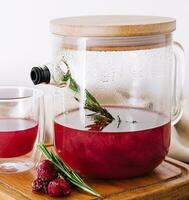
[0,0,188,96]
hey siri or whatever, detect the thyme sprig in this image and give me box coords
[56,58,114,131]
[38,144,101,197]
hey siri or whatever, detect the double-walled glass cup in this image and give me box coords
[31,16,185,179]
[0,87,44,173]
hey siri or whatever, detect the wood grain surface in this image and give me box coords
[50,15,176,37]
[0,157,189,200]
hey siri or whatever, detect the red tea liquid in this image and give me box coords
[54,107,171,179]
[0,118,38,158]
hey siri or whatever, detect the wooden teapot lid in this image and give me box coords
[50,15,176,37]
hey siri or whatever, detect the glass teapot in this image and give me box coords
[31,15,184,179]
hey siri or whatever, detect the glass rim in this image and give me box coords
[0,86,43,102]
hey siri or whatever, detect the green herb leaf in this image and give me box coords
[38,144,101,198]
[60,57,115,131]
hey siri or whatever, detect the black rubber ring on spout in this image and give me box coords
[30,66,50,85]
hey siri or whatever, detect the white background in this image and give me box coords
[0,0,188,96]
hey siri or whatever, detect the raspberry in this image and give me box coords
[32,178,43,192]
[37,160,58,182]
[48,178,71,197]
[42,181,49,194]
[32,178,50,194]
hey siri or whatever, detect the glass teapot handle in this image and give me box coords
[171,42,185,125]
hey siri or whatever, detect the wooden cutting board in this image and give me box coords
[0,157,189,200]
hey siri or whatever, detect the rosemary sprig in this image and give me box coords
[117,115,121,128]
[38,144,101,197]
[56,58,115,131]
